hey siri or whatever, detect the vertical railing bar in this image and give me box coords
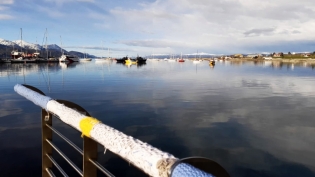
[46,154,69,177]
[42,110,53,177]
[89,159,115,177]
[45,168,56,177]
[83,136,97,177]
[46,139,83,176]
[45,123,83,155]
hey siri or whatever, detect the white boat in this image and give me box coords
[59,54,79,62]
[80,58,92,62]
[11,57,37,63]
[95,58,111,62]
[193,59,201,64]
[94,41,112,62]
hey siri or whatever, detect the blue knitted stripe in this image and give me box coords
[172,163,214,177]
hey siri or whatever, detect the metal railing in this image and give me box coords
[41,100,116,177]
[19,84,115,177]
[17,84,230,177]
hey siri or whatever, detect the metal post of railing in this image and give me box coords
[42,109,53,177]
[83,136,98,177]
[56,99,98,177]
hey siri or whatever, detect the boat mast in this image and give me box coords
[60,35,64,55]
[101,40,104,59]
[45,28,48,59]
[36,37,38,53]
[20,28,22,53]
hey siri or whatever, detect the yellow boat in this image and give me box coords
[125,58,137,65]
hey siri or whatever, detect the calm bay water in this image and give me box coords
[1,60,315,177]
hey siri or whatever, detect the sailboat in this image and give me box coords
[79,46,92,62]
[59,36,79,62]
[178,52,185,62]
[193,50,201,64]
[168,54,176,62]
[95,41,111,62]
[11,28,37,63]
[38,29,58,62]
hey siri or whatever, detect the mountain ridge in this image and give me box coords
[0,38,96,58]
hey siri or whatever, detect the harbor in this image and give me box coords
[2,0,315,176]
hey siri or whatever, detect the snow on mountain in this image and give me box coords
[0,38,64,51]
[0,38,20,49]
[13,40,43,50]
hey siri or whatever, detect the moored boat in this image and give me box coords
[80,58,92,62]
[11,57,37,63]
[59,54,79,62]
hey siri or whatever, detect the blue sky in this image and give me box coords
[1,0,315,57]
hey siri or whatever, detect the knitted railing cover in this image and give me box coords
[14,84,52,110]
[14,84,214,177]
[172,163,214,177]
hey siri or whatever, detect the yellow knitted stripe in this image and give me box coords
[79,117,100,137]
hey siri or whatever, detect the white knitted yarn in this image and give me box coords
[46,100,86,131]
[90,124,177,177]
[14,84,52,110]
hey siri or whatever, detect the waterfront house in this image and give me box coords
[273,53,283,57]
[302,53,311,57]
[246,54,259,59]
[234,54,244,58]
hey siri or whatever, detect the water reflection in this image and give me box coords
[1,60,315,176]
[115,62,147,68]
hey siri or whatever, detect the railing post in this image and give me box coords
[83,136,98,177]
[42,109,52,177]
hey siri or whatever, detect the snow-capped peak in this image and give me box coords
[12,40,42,50]
[0,38,19,48]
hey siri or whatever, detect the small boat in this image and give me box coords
[178,53,185,62]
[59,54,79,62]
[95,58,111,62]
[80,58,92,62]
[125,58,137,65]
[209,60,215,65]
[193,59,200,64]
[135,56,147,63]
[168,58,176,62]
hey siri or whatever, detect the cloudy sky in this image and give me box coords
[1,0,315,56]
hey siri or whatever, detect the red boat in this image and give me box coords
[178,59,185,62]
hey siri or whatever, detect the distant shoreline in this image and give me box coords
[190,58,315,63]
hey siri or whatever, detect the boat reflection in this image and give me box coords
[116,62,146,68]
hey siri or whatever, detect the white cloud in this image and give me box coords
[0,14,12,20]
[0,0,14,5]
[90,0,315,54]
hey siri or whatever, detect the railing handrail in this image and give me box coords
[14,84,230,177]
